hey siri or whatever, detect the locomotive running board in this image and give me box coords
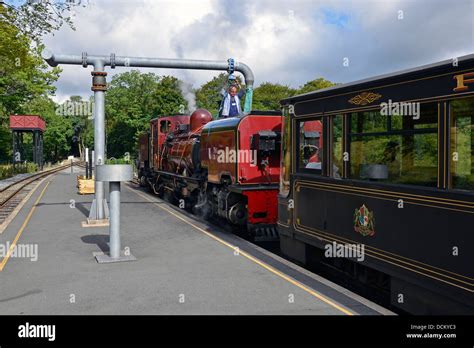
[153,170,202,183]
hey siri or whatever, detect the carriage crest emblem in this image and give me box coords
[353,204,375,236]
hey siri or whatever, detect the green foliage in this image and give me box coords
[252,82,296,111]
[0,162,38,180]
[105,71,187,158]
[1,1,80,43]
[298,78,336,95]
[0,7,61,161]
[0,8,61,113]
[56,95,94,158]
[0,1,80,165]
[105,157,132,165]
[23,96,74,162]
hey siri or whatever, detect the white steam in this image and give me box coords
[178,81,196,113]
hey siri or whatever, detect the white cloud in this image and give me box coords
[43,0,474,103]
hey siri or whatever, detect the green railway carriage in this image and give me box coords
[278,54,474,314]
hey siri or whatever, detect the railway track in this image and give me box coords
[0,162,81,226]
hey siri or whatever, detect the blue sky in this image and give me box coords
[17,0,473,102]
[321,8,350,28]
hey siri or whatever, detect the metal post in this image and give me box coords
[39,132,44,170]
[86,62,109,223]
[93,164,135,263]
[90,150,95,178]
[94,84,105,219]
[12,131,15,170]
[89,149,93,179]
[32,131,36,165]
[109,181,120,259]
[85,147,89,179]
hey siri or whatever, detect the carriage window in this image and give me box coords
[450,97,474,191]
[299,118,323,172]
[349,102,438,187]
[280,107,292,197]
[332,115,343,179]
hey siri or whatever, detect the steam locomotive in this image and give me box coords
[138,109,282,240]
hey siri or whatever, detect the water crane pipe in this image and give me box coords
[41,50,254,93]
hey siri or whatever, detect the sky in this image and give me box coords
[30,0,474,103]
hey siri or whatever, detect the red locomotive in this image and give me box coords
[138,109,282,240]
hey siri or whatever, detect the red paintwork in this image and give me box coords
[161,110,213,175]
[150,114,190,169]
[237,115,281,185]
[243,190,278,224]
[304,120,322,144]
[200,129,236,184]
[200,114,282,185]
[9,115,46,132]
[190,109,212,131]
[304,120,323,162]
[138,133,149,168]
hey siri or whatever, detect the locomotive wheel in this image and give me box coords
[164,189,179,205]
[156,185,164,198]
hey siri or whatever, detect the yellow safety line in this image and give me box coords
[0,181,51,271]
[127,184,354,316]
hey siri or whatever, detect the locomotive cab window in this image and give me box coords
[298,118,323,173]
[160,120,171,133]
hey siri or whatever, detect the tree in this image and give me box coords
[297,78,336,95]
[0,1,79,164]
[105,71,187,158]
[56,95,94,159]
[0,9,61,113]
[252,83,297,111]
[0,8,61,161]
[23,96,73,163]
[1,0,81,43]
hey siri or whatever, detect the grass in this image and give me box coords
[0,162,38,180]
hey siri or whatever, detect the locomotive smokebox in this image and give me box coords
[190,109,212,131]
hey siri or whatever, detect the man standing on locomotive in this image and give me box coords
[219,78,245,118]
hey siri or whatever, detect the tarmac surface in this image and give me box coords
[0,167,393,315]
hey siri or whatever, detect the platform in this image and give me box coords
[0,167,393,315]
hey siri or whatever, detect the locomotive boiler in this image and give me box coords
[138,109,282,240]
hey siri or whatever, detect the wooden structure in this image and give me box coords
[9,115,46,170]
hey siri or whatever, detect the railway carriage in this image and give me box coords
[278,54,474,314]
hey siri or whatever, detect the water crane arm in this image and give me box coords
[41,49,254,112]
